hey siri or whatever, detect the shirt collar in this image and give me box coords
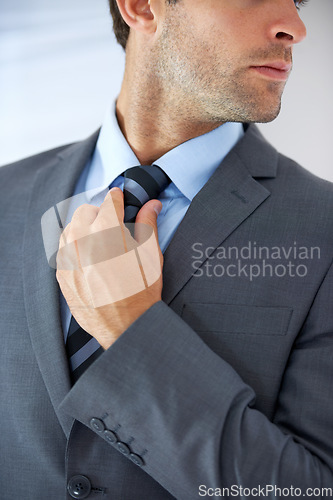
[85,104,244,202]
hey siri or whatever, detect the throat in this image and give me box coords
[116,97,224,165]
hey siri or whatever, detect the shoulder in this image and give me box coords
[0,130,99,202]
[275,151,333,218]
[1,143,74,170]
[264,136,333,254]
[277,150,333,193]
[0,144,75,206]
[244,124,333,210]
[239,125,333,255]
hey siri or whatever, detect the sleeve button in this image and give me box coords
[117,442,130,455]
[89,418,105,433]
[103,429,117,444]
[129,453,144,467]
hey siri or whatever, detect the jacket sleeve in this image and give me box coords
[59,260,333,499]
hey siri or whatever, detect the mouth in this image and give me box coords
[249,61,292,81]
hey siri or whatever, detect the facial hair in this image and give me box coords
[153,9,293,124]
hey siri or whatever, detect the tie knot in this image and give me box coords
[121,165,170,223]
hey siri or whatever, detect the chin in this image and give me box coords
[216,108,281,125]
[239,100,282,124]
[254,106,282,123]
[203,93,283,124]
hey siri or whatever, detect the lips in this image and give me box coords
[250,61,292,81]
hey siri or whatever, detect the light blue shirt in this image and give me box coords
[61,106,244,343]
[76,108,244,251]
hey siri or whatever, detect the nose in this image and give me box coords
[268,0,307,46]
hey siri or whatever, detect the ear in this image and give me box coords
[115,0,157,35]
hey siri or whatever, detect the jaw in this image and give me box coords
[191,71,287,124]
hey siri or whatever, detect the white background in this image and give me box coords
[1,0,332,181]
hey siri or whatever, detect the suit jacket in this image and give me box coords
[0,124,332,499]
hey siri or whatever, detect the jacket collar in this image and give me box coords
[162,124,276,304]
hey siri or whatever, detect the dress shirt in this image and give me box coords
[60,105,244,343]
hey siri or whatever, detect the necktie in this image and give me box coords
[66,165,170,383]
[123,164,170,223]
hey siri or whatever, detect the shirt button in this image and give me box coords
[129,453,144,467]
[103,429,117,444]
[90,418,105,433]
[67,475,91,499]
[117,442,130,455]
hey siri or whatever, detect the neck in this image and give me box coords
[116,44,224,165]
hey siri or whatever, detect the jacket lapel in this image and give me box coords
[162,124,278,305]
[22,131,99,437]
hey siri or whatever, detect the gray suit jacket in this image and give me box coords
[1,124,332,499]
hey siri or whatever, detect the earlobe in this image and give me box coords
[116,0,155,33]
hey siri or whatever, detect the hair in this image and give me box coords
[108,0,179,50]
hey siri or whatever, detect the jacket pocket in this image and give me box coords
[181,302,293,336]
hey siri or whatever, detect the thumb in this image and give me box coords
[134,199,162,246]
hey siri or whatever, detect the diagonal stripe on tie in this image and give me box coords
[71,345,104,384]
[124,167,161,198]
[65,164,170,384]
[66,327,93,358]
[123,164,170,223]
[123,178,150,206]
[122,188,145,209]
[66,315,103,384]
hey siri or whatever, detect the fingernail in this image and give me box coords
[108,187,121,197]
[154,203,162,216]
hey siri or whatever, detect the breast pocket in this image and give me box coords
[181,303,293,336]
[181,302,293,417]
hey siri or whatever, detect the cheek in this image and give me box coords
[189,2,259,54]
[189,14,250,60]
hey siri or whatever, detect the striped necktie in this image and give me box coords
[123,164,170,223]
[66,165,170,384]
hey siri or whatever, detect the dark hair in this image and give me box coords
[108,0,130,50]
[108,0,179,50]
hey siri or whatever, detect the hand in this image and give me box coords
[56,187,163,349]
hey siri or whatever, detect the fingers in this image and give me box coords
[58,188,162,272]
[59,204,99,249]
[58,188,129,271]
[135,199,162,245]
[94,187,124,231]
[134,200,163,281]
[59,188,124,251]
[71,203,99,226]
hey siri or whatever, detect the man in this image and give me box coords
[1,0,332,498]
